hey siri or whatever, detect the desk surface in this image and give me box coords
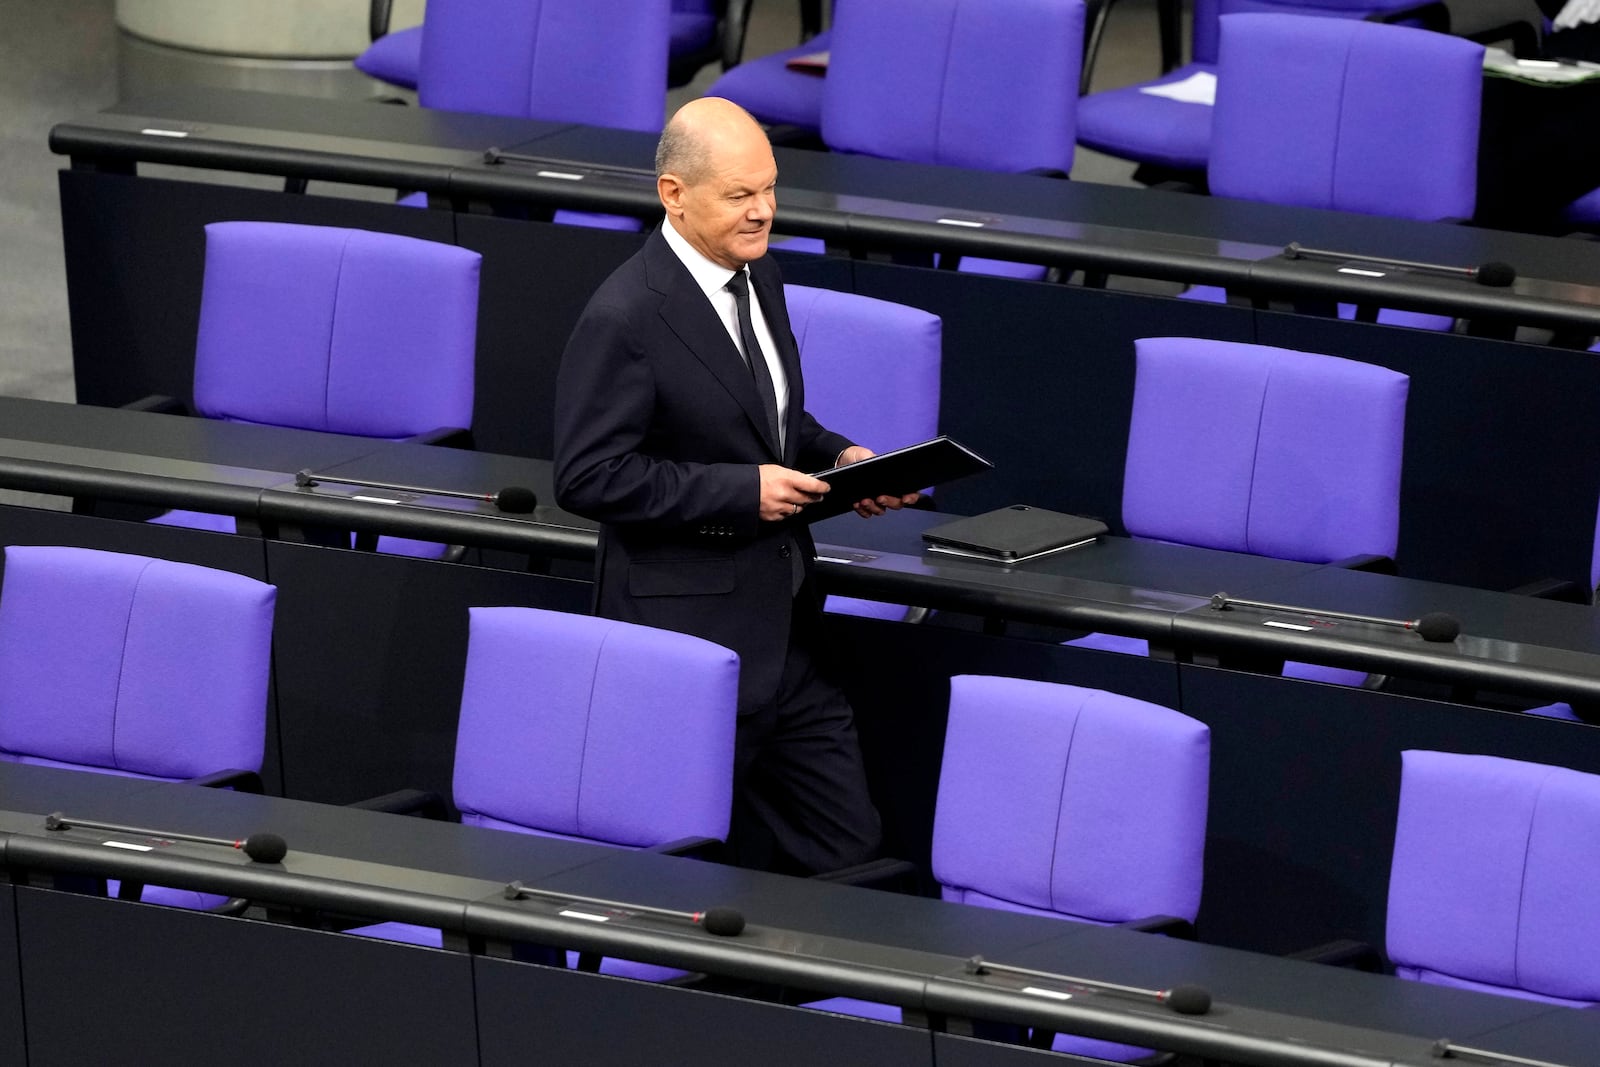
[1,761,1592,1067]
[49,88,1600,332]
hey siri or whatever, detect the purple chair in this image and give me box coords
[1065,337,1409,688]
[149,221,481,560]
[1386,750,1600,1006]
[356,606,739,982]
[785,285,941,621]
[0,545,276,909]
[1183,14,1484,331]
[356,0,738,92]
[768,0,1084,280]
[809,676,1210,1060]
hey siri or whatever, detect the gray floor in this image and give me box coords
[0,0,1166,407]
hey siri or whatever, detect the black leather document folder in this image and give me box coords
[805,436,991,521]
[921,505,1109,563]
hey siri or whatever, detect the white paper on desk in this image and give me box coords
[1138,71,1216,105]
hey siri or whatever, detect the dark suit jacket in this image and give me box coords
[554,227,852,710]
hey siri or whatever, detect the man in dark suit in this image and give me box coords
[554,97,914,874]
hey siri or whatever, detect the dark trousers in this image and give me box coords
[727,596,882,876]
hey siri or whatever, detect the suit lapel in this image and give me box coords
[643,231,780,459]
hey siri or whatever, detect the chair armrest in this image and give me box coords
[1021,167,1071,181]
[405,426,474,449]
[183,768,264,793]
[347,788,449,820]
[1286,938,1385,972]
[369,0,393,41]
[721,0,753,70]
[120,394,188,415]
[1116,914,1196,940]
[809,856,919,888]
[1508,577,1591,604]
[1329,553,1397,575]
[646,835,725,860]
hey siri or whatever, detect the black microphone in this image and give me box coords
[44,812,289,864]
[1209,593,1460,643]
[502,880,745,936]
[1431,1037,1573,1067]
[1283,242,1517,287]
[965,956,1212,1015]
[294,469,537,514]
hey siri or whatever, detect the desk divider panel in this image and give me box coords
[263,540,591,807]
[58,169,457,414]
[14,886,479,1065]
[0,884,23,1067]
[1176,661,1600,955]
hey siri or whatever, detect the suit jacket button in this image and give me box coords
[779,544,791,558]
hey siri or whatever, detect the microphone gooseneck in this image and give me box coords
[1282,242,1517,289]
[44,813,288,863]
[1210,593,1461,644]
[965,956,1213,1016]
[502,881,746,937]
[295,469,538,514]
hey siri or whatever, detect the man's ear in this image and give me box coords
[658,174,685,216]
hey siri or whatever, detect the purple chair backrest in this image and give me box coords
[452,607,739,848]
[193,222,480,438]
[822,0,1083,174]
[1122,337,1408,562]
[0,546,275,780]
[419,0,669,132]
[932,675,1209,923]
[1388,750,1600,1006]
[1209,15,1482,220]
[785,285,942,458]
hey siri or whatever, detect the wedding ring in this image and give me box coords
[792,503,801,515]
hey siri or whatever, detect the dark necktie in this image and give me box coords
[726,269,782,455]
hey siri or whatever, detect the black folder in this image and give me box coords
[921,505,1109,563]
[804,436,991,521]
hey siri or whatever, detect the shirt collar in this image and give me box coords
[661,216,749,300]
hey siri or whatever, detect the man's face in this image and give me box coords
[664,136,778,271]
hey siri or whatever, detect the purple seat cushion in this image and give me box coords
[1122,337,1407,562]
[194,222,479,438]
[1077,63,1216,171]
[452,607,739,847]
[707,31,833,131]
[932,676,1209,923]
[0,546,274,779]
[1387,750,1600,1003]
[1564,184,1600,227]
[354,25,422,90]
[418,0,667,133]
[1210,14,1482,221]
[821,0,1081,174]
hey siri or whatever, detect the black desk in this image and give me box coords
[3,762,1596,1067]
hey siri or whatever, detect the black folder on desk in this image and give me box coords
[805,436,991,521]
[921,505,1109,563]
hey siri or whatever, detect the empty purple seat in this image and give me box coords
[707,28,833,135]
[0,545,276,909]
[785,285,942,621]
[1387,750,1600,1006]
[355,606,739,981]
[354,23,421,90]
[810,675,1210,1059]
[1066,337,1409,687]
[152,221,481,560]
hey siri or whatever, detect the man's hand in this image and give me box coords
[759,464,830,522]
[836,446,921,518]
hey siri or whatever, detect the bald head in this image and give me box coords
[656,98,779,270]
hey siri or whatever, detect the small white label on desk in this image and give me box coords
[558,909,611,922]
[141,128,189,138]
[814,554,857,564]
[1022,986,1073,1001]
[102,840,153,852]
[536,170,584,181]
[352,495,404,505]
[936,217,986,228]
[1337,267,1387,278]
[1264,620,1315,631]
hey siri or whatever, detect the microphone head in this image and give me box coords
[493,486,538,514]
[1415,612,1461,643]
[1161,984,1213,1015]
[699,906,746,937]
[1474,261,1516,288]
[242,832,288,864]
